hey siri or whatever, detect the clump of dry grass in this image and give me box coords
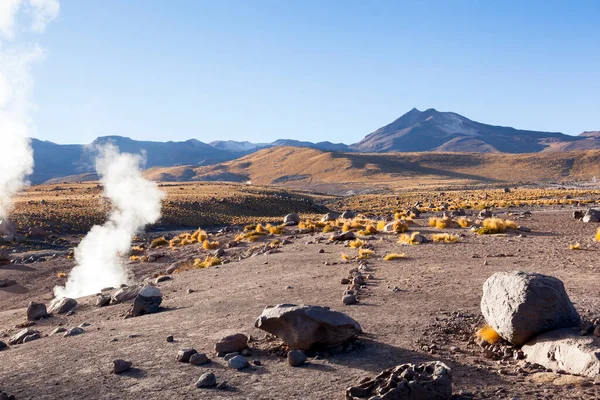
[191,228,208,242]
[393,220,409,233]
[383,253,406,261]
[376,221,387,231]
[349,238,365,248]
[398,231,422,245]
[193,256,222,269]
[322,224,335,233]
[432,233,458,243]
[150,237,169,248]
[476,325,501,344]
[358,248,375,259]
[129,255,141,261]
[456,216,471,228]
[358,224,379,236]
[596,228,600,242]
[428,217,450,229]
[569,242,581,250]
[476,218,517,235]
[202,240,220,250]
[266,223,284,235]
[341,252,350,261]
[57,272,67,278]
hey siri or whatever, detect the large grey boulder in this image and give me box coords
[283,213,300,226]
[129,285,162,317]
[8,328,39,345]
[341,210,356,219]
[27,302,48,320]
[481,271,580,345]
[346,361,452,400]
[48,297,78,314]
[321,212,339,222]
[254,304,362,350]
[522,328,600,378]
[110,285,142,304]
[582,208,600,223]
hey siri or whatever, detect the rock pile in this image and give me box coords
[346,361,452,400]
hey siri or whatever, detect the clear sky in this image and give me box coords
[26,0,600,144]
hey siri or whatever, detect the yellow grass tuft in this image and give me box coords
[57,272,67,278]
[429,217,449,229]
[358,224,379,236]
[191,228,208,242]
[202,240,220,250]
[266,224,284,235]
[358,248,375,259]
[349,238,365,248]
[456,216,470,228]
[322,224,335,233]
[150,237,169,248]
[504,219,518,230]
[255,224,267,234]
[596,228,600,242]
[393,220,409,233]
[129,255,140,261]
[476,325,501,344]
[398,231,422,245]
[383,253,406,261]
[432,233,458,243]
[569,242,581,250]
[477,218,506,235]
[341,252,350,261]
[376,221,387,231]
[193,256,222,269]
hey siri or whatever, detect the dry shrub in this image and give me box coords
[150,237,168,248]
[244,224,256,231]
[456,216,470,228]
[358,224,378,236]
[569,242,581,250]
[477,218,506,235]
[432,233,458,243]
[393,220,409,233]
[476,325,501,344]
[129,255,140,261]
[358,248,375,259]
[341,252,350,261]
[255,224,267,234]
[57,272,67,278]
[193,256,222,269]
[322,225,335,233]
[191,229,208,242]
[398,232,422,245]
[349,239,365,248]
[269,239,280,248]
[504,220,518,230]
[266,224,284,235]
[376,221,387,231]
[202,240,220,250]
[429,217,448,229]
[383,253,405,261]
[596,228,600,242]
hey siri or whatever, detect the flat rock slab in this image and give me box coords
[522,328,600,378]
[255,304,362,350]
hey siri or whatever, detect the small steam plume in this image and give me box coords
[54,144,165,298]
[0,0,60,219]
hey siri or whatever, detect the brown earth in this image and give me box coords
[2,204,600,399]
[143,147,600,194]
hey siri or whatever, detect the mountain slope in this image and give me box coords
[143,146,600,193]
[351,108,584,153]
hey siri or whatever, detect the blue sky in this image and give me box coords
[28,0,600,144]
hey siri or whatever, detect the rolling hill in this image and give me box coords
[143,146,600,194]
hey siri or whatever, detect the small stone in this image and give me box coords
[189,353,209,366]
[50,327,67,335]
[154,275,171,284]
[216,381,228,390]
[223,352,239,361]
[63,327,84,337]
[79,322,90,328]
[112,359,133,374]
[177,348,198,362]
[227,355,249,369]
[287,350,307,367]
[593,326,600,337]
[343,294,358,305]
[318,249,325,253]
[0,341,7,351]
[196,372,217,388]
[252,359,262,366]
[215,333,248,353]
[95,294,110,307]
[166,335,174,342]
[341,278,350,284]
[22,333,41,343]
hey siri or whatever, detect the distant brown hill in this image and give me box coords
[142,146,600,194]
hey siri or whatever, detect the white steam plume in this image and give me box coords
[54,144,165,298]
[0,0,60,219]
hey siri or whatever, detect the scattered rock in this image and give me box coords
[478,209,493,219]
[582,208,600,223]
[0,341,7,351]
[283,213,300,226]
[321,212,339,222]
[111,285,142,304]
[166,260,193,274]
[287,350,307,367]
[177,348,198,363]
[216,381,228,390]
[22,333,41,343]
[8,328,39,345]
[50,327,67,335]
[215,333,248,353]
[27,302,48,321]
[343,294,358,305]
[64,327,85,337]
[254,304,362,350]
[166,335,174,342]
[517,226,531,232]
[95,294,111,307]
[227,355,249,370]
[522,328,600,378]
[48,297,78,314]
[481,271,580,345]
[189,353,210,366]
[214,248,225,258]
[129,285,162,317]
[572,210,584,220]
[331,231,356,241]
[341,210,356,219]
[223,352,239,361]
[154,275,171,284]
[346,361,452,400]
[196,372,217,388]
[112,359,133,374]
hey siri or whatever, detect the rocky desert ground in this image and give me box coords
[2,184,600,399]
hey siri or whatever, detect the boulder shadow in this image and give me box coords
[0,264,37,272]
